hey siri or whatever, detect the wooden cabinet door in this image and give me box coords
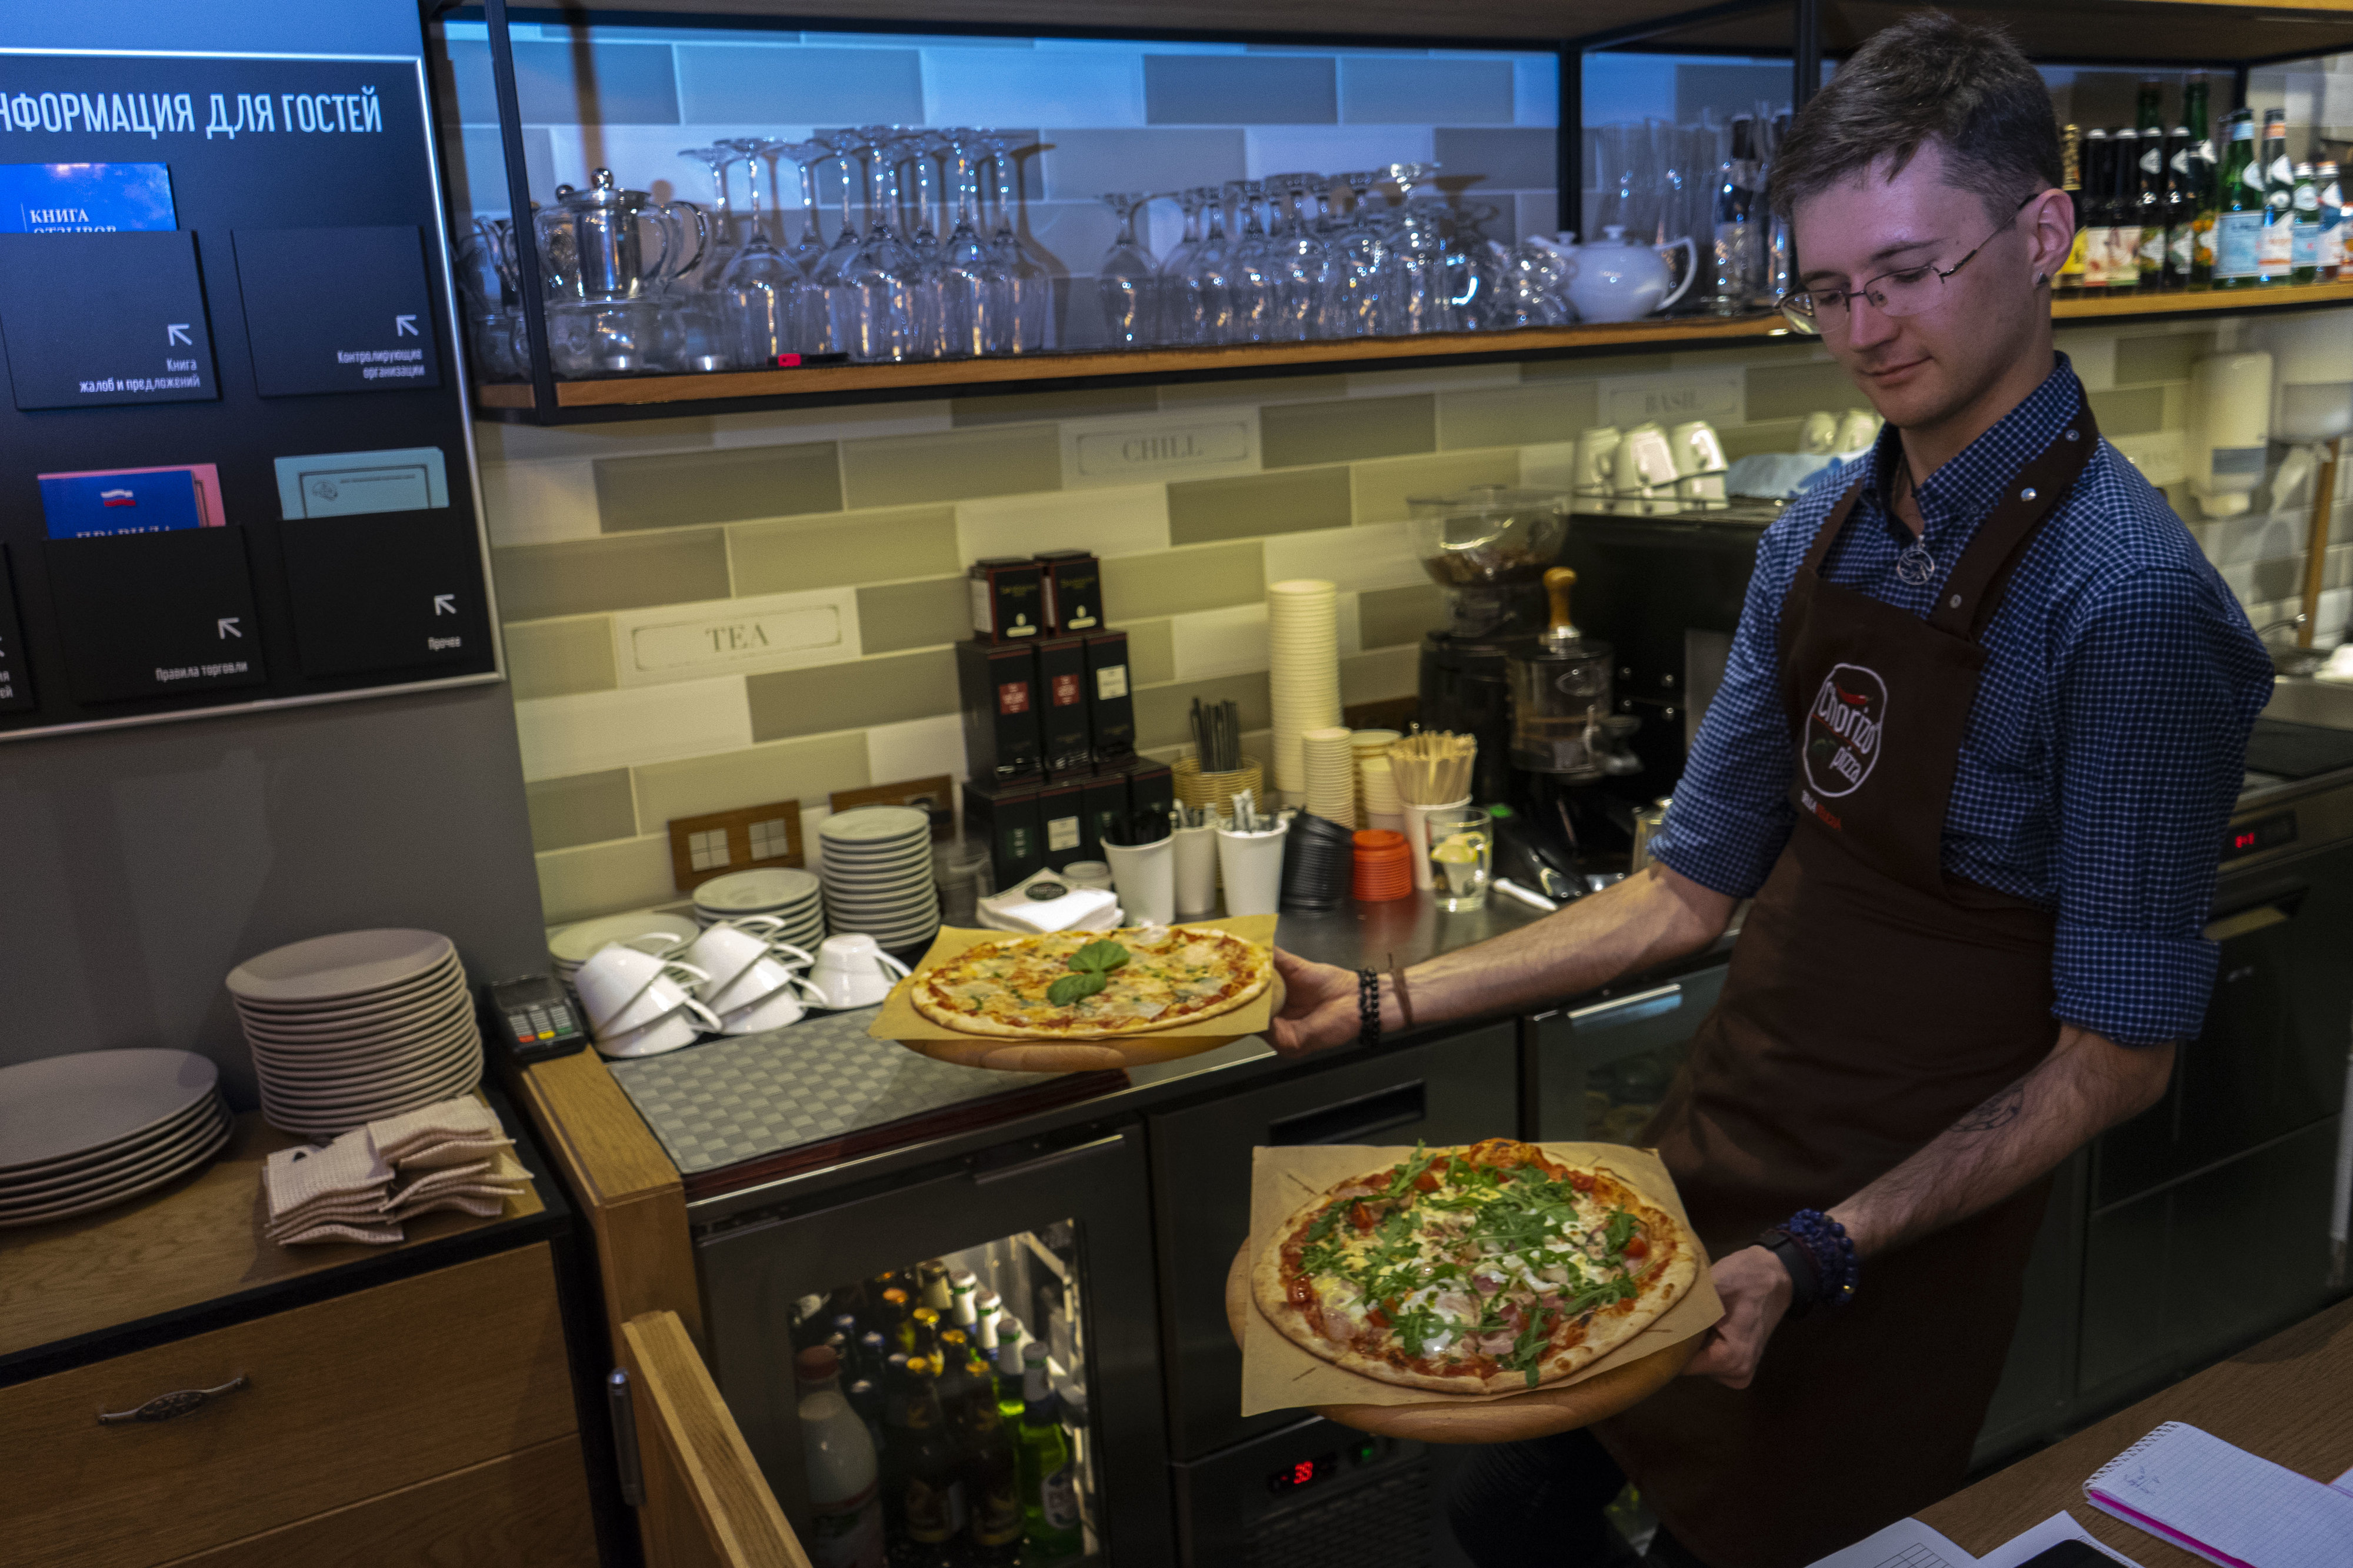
[619,1310,810,1568]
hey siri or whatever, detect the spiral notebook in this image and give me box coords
[2083,1422,2353,1568]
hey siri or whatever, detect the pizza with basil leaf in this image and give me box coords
[910,926,1271,1040]
[1253,1138,1696,1393]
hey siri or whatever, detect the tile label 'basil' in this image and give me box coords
[1599,369,1745,431]
[1062,412,1258,488]
[612,584,861,688]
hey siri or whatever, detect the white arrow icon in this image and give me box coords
[166,323,192,345]
[432,593,456,616]
[395,315,419,337]
[216,617,242,639]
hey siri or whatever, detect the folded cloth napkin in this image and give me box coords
[276,1220,407,1246]
[262,1095,533,1249]
[368,1098,503,1164]
[263,1128,394,1232]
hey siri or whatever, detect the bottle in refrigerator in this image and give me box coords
[2057,125,2087,297]
[797,1346,888,1568]
[974,1287,1003,1351]
[2319,162,2345,280]
[2258,110,2295,283]
[879,1286,915,1354]
[2134,76,2165,137]
[993,1321,1029,1427]
[2106,130,2143,293]
[847,1376,888,1459]
[910,1306,944,1364]
[2292,162,2322,283]
[856,1330,890,1384]
[918,1260,954,1317]
[1017,1343,1084,1557]
[2215,112,2264,289]
[961,1373,1026,1561]
[2184,74,2219,286]
[2135,122,2168,287]
[935,1328,978,1417]
[901,1358,969,1549]
[2164,127,2198,290]
[2079,131,2114,291]
[950,1269,980,1329]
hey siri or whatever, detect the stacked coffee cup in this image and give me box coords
[573,939,721,1060]
[679,918,825,1035]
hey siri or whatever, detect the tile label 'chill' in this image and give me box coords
[1062,412,1259,488]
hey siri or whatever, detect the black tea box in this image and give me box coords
[1036,779,1088,872]
[1082,630,1136,759]
[955,639,1042,783]
[1036,636,1092,775]
[1035,548,1103,636]
[969,556,1045,642]
[962,777,1044,887]
[1081,772,1130,855]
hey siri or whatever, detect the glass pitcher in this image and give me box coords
[535,169,682,303]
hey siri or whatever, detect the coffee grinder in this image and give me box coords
[1409,487,1569,806]
[1501,568,1645,890]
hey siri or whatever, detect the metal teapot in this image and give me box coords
[1554,226,1698,323]
[534,169,699,303]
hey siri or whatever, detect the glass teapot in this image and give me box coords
[535,169,701,303]
[1555,226,1698,323]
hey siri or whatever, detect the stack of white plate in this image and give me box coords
[228,930,484,1139]
[1268,579,1342,802]
[548,911,699,988]
[0,1050,232,1229]
[693,868,824,950]
[817,806,940,951]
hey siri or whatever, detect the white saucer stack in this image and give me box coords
[693,867,825,950]
[816,806,940,951]
[228,930,484,1140]
[548,911,700,989]
[0,1050,232,1229]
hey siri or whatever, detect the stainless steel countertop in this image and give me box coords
[681,889,1738,1229]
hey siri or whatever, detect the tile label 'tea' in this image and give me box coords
[1599,369,1745,431]
[1061,411,1259,488]
[613,585,861,687]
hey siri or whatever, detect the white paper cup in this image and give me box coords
[1216,820,1289,917]
[1172,823,1221,918]
[1102,837,1176,926]
[1401,798,1473,892]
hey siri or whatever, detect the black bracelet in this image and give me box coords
[1356,968,1382,1047]
[1758,1229,1820,1317]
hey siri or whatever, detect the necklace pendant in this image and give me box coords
[1895,543,1935,586]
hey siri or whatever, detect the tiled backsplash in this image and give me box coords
[484,316,2353,925]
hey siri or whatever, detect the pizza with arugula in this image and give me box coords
[910,926,1271,1040]
[1252,1138,1696,1394]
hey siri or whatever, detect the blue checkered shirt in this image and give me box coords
[1650,355,2274,1046]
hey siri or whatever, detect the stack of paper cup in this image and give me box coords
[1301,727,1357,825]
[1268,580,1342,803]
[1349,729,1401,828]
[1361,752,1404,834]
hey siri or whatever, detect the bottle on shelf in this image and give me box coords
[935,1327,978,1417]
[846,1375,888,1460]
[2214,111,2265,289]
[901,1357,970,1552]
[878,1353,918,1548]
[2292,161,2324,284]
[918,1260,954,1317]
[2258,109,2295,283]
[1707,114,1764,317]
[2058,125,2088,298]
[2184,74,2219,287]
[910,1305,944,1365]
[949,1269,981,1329]
[791,1293,832,1352]
[1016,1342,1085,1559]
[2135,76,2166,138]
[878,1286,915,1355]
[856,1329,890,1386]
[2319,161,2345,281]
[959,1356,1026,1564]
[2079,130,2114,292]
[2164,126,2198,291]
[974,1287,1004,1352]
[796,1346,888,1568]
[2135,121,2168,288]
[992,1319,1029,1428]
[2107,129,2143,294]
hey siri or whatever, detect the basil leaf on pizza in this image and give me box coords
[1251,1138,1698,1395]
[911,926,1272,1040]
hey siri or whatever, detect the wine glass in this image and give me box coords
[1264,173,1332,343]
[1175,185,1235,345]
[675,145,739,288]
[973,129,1047,353]
[841,137,918,363]
[934,130,1008,359]
[770,140,831,279]
[1096,192,1158,349]
[1156,187,1204,344]
[809,128,866,355]
[1323,172,1387,338]
[1380,162,1449,336]
[717,137,805,365]
[1225,179,1275,344]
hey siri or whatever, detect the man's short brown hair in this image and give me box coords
[1769,10,2061,223]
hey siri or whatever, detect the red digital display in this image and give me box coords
[1267,1453,1338,1493]
[2221,812,2297,862]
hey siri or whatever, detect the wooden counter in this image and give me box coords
[1919,1293,2353,1566]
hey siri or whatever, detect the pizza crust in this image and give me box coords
[1251,1139,1698,1396]
[910,927,1272,1040]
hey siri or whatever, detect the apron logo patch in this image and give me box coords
[1803,662,1887,798]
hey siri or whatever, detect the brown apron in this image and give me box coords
[1596,403,2102,1568]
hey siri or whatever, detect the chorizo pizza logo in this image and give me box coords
[1802,662,1887,798]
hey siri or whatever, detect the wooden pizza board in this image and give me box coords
[869,915,1282,1073]
[1223,1241,1701,1443]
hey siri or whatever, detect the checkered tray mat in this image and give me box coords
[606,1006,1069,1177]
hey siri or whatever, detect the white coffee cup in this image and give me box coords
[595,966,715,1037]
[1102,836,1176,926]
[1215,819,1289,918]
[718,975,828,1035]
[1172,823,1220,918]
[1835,408,1881,455]
[807,935,914,1010]
[576,943,707,1032]
[684,921,814,1000]
[1669,420,1725,476]
[706,951,815,1015]
[1573,425,1621,493]
[1798,410,1839,455]
[594,994,721,1059]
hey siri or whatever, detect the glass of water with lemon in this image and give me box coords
[1425,805,1492,912]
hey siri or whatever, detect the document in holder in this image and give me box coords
[272,446,448,520]
[0,162,175,233]
[2084,1421,2353,1568]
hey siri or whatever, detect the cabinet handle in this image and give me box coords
[970,1133,1125,1186]
[98,1375,248,1425]
[1269,1081,1427,1146]
[1567,983,1684,1030]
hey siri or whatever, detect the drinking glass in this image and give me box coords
[809,128,866,355]
[1322,172,1387,338]
[1155,187,1204,343]
[1380,162,1449,336]
[1225,179,1275,344]
[1424,805,1491,912]
[716,138,805,366]
[676,145,739,287]
[841,141,918,363]
[932,129,1008,358]
[1441,199,1505,331]
[1264,173,1333,343]
[1096,192,1159,349]
[974,129,1047,353]
[771,140,831,279]
[1172,185,1234,346]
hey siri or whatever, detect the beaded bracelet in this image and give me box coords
[1777,1209,1858,1313]
[1355,968,1382,1048]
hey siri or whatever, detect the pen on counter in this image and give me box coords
[1495,878,1559,913]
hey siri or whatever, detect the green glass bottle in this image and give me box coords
[2163,128,2196,290]
[2183,75,2218,287]
[2135,76,2165,136]
[2292,161,2322,284]
[992,1322,1026,1429]
[2134,122,2168,287]
[1016,1343,1084,1559]
[2258,109,2295,283]
[2214,112,2264,289]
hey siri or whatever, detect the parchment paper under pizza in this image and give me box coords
[1241,1140,1721,1414]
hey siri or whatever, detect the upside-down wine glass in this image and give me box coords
[974,129,1047,353]
[716,137,805,365]
[1264,173,1332,343]
[1224,180,1275,344]
[676,145,740,289]
[1155,187,1204,345]
[841,138,918,362]
[1175,185,1235,347]
[1381,162,1449,336]
[1323,171,1386,338]
[809,129,865,355]
[934,130,1008,358]
[1096,192,1159,349]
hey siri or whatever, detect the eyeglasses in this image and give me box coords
[1777,192,2038,335]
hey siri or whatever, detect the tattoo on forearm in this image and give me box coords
[1952,1080,2027,1133]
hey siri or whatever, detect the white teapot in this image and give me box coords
[1552,226,1699,323]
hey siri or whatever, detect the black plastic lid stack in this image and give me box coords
[1280,812,1356,912]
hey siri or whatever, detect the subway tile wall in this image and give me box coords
[483,315,2353,925]
[431,21,1559,351]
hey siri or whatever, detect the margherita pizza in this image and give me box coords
[1253,1138,1696,1394]
[910,926,1272,1040]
